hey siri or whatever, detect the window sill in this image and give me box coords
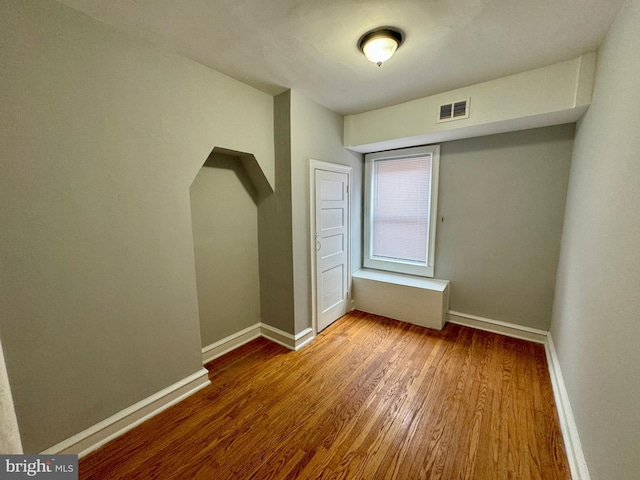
[353,269,449,292]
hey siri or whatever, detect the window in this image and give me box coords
[364,145,440,277]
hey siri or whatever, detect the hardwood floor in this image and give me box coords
[80,311,570,479]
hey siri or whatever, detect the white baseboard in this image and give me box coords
[545,335,590,480]
[202,323,315,361]
[202,323,261,364]
[42,368,210,458]
[447,310,589,480]
[260,324,314,351]
[447,310,548,344]
[293,329,315,350]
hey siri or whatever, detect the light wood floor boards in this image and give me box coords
[79,311,570,479]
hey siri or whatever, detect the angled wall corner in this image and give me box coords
[256,91,296,335]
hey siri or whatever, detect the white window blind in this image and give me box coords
[364,145,440,278]
[372,155,432,264]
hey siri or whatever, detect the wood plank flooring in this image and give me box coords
[80,311,570,479]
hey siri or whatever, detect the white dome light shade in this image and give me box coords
[358,28,404,66]
[363,36,398,65]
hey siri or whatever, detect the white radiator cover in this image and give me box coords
[352,269,450,330]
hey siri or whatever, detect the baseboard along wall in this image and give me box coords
[201,323,262,365]
[259,324,314,352]
[544,336,591,480]
[447,310,548,344]
[446,310,589,480]
[202,323,315,365]
[42,368,211,458]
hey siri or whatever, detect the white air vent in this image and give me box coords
[437,98,470,123]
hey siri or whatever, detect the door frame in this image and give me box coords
[309,159,352,335]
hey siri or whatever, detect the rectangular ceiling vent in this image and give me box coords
[437,98,470,123]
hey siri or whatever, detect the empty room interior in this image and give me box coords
[1,0,639,479]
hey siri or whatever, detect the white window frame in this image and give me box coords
[364,145,440,278]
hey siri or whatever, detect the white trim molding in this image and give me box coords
[447,310,548,344]
[545,335,591,480]
[260,323,314,351]
[203,323,315,363]
[42,368,210,458]
[446,310,589,479]
[202,323,261,364]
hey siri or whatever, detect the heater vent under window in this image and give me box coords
[437,98,470,123]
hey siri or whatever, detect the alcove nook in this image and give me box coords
[189,147,272,351]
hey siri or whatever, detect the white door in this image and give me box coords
[313,165,350,332]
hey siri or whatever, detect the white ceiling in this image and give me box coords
[58,0,624,115]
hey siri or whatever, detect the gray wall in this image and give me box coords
[258,92,296,333]
[436,125,574,330]
[259,91,363,336]
[0,0,274,453]
[190,153,261,347]
[550,0,640,478]
[290,91,363,334]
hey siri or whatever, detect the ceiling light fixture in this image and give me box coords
[358,28,404,66]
